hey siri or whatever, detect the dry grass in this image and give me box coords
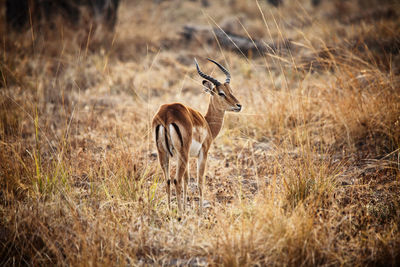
[1,0,400,266]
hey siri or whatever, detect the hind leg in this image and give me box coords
[175,151,188,212]
[183,163,190,211]
[157,149,171,210]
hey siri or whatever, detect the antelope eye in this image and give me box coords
[218,91,226,97]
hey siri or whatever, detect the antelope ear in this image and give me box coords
[202,80,215,94]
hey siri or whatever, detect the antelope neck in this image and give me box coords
[204,97,225,139]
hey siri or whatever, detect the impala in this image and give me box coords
[152,58,242,213]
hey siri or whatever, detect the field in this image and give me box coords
[1,0,400,265]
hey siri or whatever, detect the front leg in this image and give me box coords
[197,148,208,214]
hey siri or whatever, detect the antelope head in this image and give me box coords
[195,58,242,112]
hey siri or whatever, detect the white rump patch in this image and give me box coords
[169,124,177,147]
[157,125,168,152]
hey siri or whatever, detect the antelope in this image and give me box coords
[152,58,242,213]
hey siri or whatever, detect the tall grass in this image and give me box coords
[1,0,399,266]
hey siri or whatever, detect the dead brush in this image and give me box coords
[324,57,400,157]
[1,0,400,266]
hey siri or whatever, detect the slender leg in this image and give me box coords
[158,150,170,210]
[175,152,188,212]
[183,163,190,211]
[197,149,207,214]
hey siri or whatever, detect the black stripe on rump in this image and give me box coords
[155,125,160,150]
[171,123,183,147]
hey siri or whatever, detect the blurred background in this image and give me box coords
[1,0,399,266]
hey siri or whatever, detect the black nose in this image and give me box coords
[236,104,242,110]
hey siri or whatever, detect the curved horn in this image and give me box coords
[207,58,231,84]
[194,58,221,86]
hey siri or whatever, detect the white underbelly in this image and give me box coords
[189,139,202,157]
